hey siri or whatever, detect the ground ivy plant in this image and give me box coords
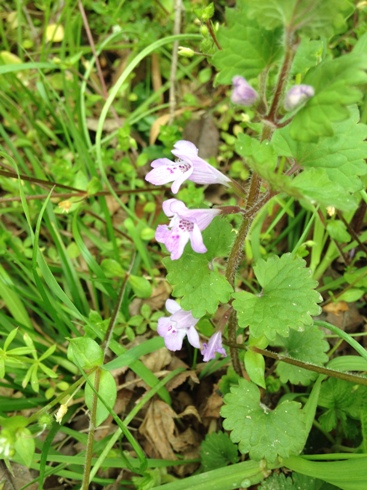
[146,1,367,488]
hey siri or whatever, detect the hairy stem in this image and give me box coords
[225,30,299,375]
[267,31,297,123]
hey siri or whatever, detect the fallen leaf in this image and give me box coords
[323,301,349,315]
[139,400,177,460]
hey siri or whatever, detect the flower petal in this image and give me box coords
[186,326,201,349]
[185,208,221,231]
[189,223,207,254]
[155,224,171,244]
[162,198,188,217]
[165,299,181,315]
[157,316,173,337]
[172,140,198,157]
[201,331,226,362]
[164,328,187,351]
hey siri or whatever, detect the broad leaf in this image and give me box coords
[273,109,367,194]
[164,218,234,317]
[289,54,367,141]
[14,428,35,467]
[259,472,338,490]
[271,325,329,385]
[85,368,117,426]
[244,0,354,38]
[233,254,322,341]
[221,378,306,463]
[200,431,239,471]
[212,1,282,83]
[318,378,367,432]
[67,337,103,370]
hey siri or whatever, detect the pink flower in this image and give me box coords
[201,331,226,362]
[157,299,200,351]
[284,84,315,111]
[231,76,258,106]
[156,198,221,260]
[145,140,231,194]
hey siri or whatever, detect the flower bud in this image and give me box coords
[178,46,195,58]
[231,76,258,106]
[284,84,315,111]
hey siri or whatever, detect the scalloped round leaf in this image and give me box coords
[233,254,322,341]
[163,226,233,317]
[166,256,232,317]
[212,3,282,84]
[200,431,239,471]
[221,379,306,463]
[244,0,354,38]
[271,325,329,386]
[288,54,367,142]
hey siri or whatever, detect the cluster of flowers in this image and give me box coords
[145,77,314,360]
[145,140,230,360]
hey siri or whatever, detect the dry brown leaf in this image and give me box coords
[170,426,200,452]
[177,405,202,423]
[139,400,177,460]
[322,302,362,332]
[201,390,224,419]
[141,347,172,372]
[0,461,38,490]
[166,369,199,391]
[323,301,349,315]
[182,115,220,160]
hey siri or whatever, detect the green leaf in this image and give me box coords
[291,169,358,211]
[200,431,239,471]
[326,220,351,243]
[221,378,306,463]
[244,0,354,38]
[245,350,266,388]
[288,54,367,141]
[212,1,282,83]
[273,109,367,208]
[290,39,323,76]
[344,266,367,288]
[14,428,35,467]
[85,369,117,426]
[101,258,125,278]
[163,219,233,317]
[271,325,329,386]
[67,337,104,370]
[260,473,295,490]
[128,275,152,298]
[233,254,322,341]
[259,472,338,490]
[318,378,367,432]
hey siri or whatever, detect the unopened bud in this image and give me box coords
[284,84,315,111]
[55,404,68,424]
[178,46,195,58]
[231,76,258,107]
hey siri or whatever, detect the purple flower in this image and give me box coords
[157,299,201,351]
[284,84,315,111]
[145,140,231,194]
[156,198,221,260]
[231,76,258,106]
[201,331,226,362]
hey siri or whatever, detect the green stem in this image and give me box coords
[82,367,101,490]
[251,346,367,386]
[315,320,367,363]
